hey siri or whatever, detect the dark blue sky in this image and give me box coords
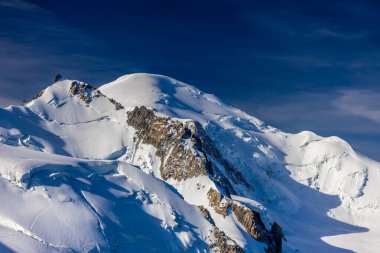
[1,0,380,159]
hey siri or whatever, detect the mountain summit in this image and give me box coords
[0,73,379,253]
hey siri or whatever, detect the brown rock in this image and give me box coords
[127,106,210,181]
[232,204,269,242]
[207,188,230,217]
[210,228,245,253]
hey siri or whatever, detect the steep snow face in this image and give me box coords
[0,73,379,253]
[100,73,380,253]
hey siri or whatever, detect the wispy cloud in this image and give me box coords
[233,88,380,160]
[0,0,36,10]
[308,28,368,40]
[0,95,20,106]
[0,0,133,106]
[334,89,380,123]
[271,55,335,68]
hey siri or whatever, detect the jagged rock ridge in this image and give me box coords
[126,106,282,253]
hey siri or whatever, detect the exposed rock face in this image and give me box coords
[198,205,243,253]
[207,186,282,253]
[126,106,282,253]
[207,188,229,217]
[70,81,97,103]
[69,81,125,111]
[232,204,269,242]
[210,228,245,253]
[230,203,282,253]
[127,106,248,194]
[108,97,124,110]
[127,106,211,181]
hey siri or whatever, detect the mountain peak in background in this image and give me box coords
[0,73,379,253]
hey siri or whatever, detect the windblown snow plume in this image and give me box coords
[0,73,379,253]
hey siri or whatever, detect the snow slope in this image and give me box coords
[0,73,379,252]
[0,144,215,252]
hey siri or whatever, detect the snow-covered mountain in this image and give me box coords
[0,73,379,253]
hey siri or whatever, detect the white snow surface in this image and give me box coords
[0,73,378,252]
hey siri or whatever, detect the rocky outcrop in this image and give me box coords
[127,106,211,181]
[69,81,99,104]
[126,106,282,253]
[210,228,245,253]
[207,186,281,253]
[108,97,124,110]
[232,204,269,242]
[231,204,282,253]
[54,74,62,83]
[69,81,124,110]
[126,106,248,194]
[198,205,243,253]
[207,188,229,217]
[207,187,268,240]
[32,89,45,100]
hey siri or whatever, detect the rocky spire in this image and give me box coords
[54,73,62,83]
